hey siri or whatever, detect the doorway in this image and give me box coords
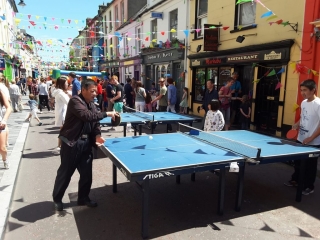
[254,66,282,135]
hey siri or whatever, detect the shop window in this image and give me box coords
[236,1,256,28]
[151,19,157,43]
[161,66,166,78]
[195,0,208,38]
[194,68,206,101]
[167,64,171,78]
[169,9,178,41]
[206,68,218,89]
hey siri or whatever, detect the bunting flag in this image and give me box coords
[261,11,273,18]
[275,82,282,90]
[267,69,276,76]
[293,103,300,112]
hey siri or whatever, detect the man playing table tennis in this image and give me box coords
[284,79,320,195]
[52,79,119,211]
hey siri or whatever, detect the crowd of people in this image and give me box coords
[0,70,318,212]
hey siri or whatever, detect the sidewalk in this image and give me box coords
[0,95,30,238]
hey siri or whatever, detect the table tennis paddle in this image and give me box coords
[286,129,298,139]
[111,114,121,127]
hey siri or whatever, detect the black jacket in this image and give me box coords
[60,94,107,147]
[202,89,219,112]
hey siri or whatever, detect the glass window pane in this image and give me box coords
[239,2,256,26]
[218,67,232,90]
[194,68,206,101]
[151,19,157,41]
[197,17,207,37]
[170,9,178,40]
[198,0,208,16]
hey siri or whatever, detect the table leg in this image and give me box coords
[113,164,117,193]
[176,175,180,184]
[134,125,137,136]
[123,126,127,137]
[296,160,306,202]
[166,124,169,133]
[191,173,195,182]
[218,167,226,215]
[235,163,245,212]
[141,179,150,239]
[151,124,154,134]
[139,125,142,135]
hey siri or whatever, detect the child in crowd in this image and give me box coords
[179,87,188,114]
[239,95,251,130]
[204,99,225,131]
[25,94,42,126]
[145,91,152,112]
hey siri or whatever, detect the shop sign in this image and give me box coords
[191,60,201,66]
[205,58,223,65]
[143,49,183,64]
[0,58,5,70]
[123,60,134,66]
[203,24,220,52]
[147,52,173,60]
[264,51,282,60]
[226,53,259,62]
[151,12,163,19]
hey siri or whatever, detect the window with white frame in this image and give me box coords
[115,5,119,28]
[121,1,125,23]
[109,11,112,31]
[124,33,128,54]
[136,27,141,53]
[110,38,113,57]
[169,9,178,41]
[151,19,157,42]
[237,1,256,27]
[196,0,208,38]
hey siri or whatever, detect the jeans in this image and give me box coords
[167,104,176,113]
[10,94,20,111]
[39,95,50,111]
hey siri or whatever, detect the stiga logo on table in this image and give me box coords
[143,171,174,180]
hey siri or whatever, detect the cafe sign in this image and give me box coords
[226,53,259,62]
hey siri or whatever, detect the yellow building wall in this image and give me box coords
[188,0,306,123]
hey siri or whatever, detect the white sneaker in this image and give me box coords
[3,160,9,169]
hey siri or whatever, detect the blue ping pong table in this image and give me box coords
[100,111,201,136]
[100,130,320,238]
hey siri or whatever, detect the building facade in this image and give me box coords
[188,0,305,136]
[139,0,189,99]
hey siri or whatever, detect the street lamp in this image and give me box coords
[18,0,26,7]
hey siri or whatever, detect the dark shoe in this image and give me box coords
[77,199,98,208]
[38,122,43,126]
[284,180,298,187]
[54,201,63,211]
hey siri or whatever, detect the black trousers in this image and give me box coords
[97,94,102,110]
[291,143,319,190]
[52,139,93,202]
[39,95,50,111]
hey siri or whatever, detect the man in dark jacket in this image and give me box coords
[52,79,118,211]
[201,79,219,129]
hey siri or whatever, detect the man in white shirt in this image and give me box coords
[284,79,320,195]
[9,80,21,112]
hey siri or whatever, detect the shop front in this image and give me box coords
[141,48,185,102]
[188,39,295,136]
[99,60,119,79]
[119,57,141,83]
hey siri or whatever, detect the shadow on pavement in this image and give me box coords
[69,165,320,239]
[22,151,59,158]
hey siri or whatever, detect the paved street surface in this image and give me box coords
[1,112,320,239]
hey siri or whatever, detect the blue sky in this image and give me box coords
[16,0,111,63]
